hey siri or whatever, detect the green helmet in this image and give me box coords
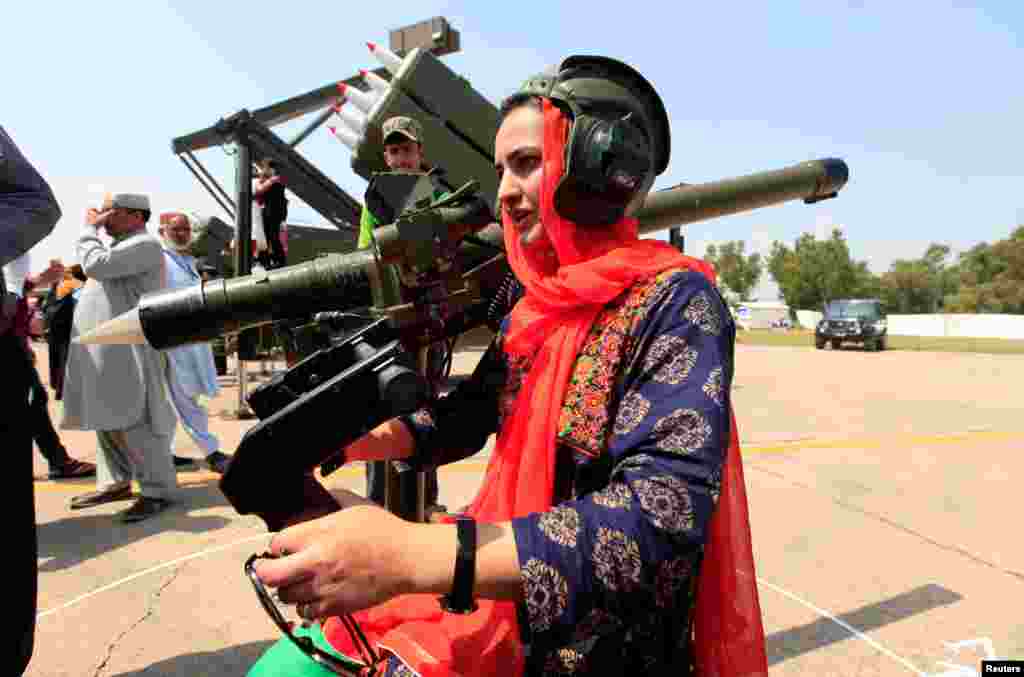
[516,55,671,225]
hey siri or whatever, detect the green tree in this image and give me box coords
[767,227,878,311]
[946,226,1024,313]
[703,241,764,302]
[957,242,1006,287]
[879,261,935,313]
[879,243,959,314]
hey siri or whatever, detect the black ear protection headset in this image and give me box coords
[515,56,671,226]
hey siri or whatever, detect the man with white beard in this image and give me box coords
[158,212,232,474]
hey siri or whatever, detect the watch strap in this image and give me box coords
[439,516,478,614]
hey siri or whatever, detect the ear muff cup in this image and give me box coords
[554,113,653,225]
[513,55,670,224]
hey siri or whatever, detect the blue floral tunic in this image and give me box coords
[388,267,735,676]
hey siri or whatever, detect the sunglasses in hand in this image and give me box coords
[244,552,381,676]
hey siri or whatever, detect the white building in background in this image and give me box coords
[734,300,791,330]
[795,309,824,330]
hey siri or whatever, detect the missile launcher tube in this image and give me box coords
[139,249,376,349]
[129,158,848,350]
[635,158,848,235]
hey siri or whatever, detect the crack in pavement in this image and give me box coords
[92,562,187,677]
[748,462,1024,583]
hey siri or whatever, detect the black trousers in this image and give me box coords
[258,214,287,269]
[29,365,68,468]
[3,336,37,674]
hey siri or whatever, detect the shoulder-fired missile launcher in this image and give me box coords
[80,157,847,352]
[117,18,849,527]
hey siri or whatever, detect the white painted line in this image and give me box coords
[38,533,268,619]
[758,576,926,675]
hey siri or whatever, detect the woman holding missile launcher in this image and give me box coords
[251,55,768,677]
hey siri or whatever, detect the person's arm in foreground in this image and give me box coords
[0,126,61,267]
[255,274,731,633]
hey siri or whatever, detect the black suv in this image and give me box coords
[815,299,888,351]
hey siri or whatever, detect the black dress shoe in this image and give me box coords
[70,484,133,510]
[119,497,173,523]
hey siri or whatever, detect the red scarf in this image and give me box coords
[324,99,767,676]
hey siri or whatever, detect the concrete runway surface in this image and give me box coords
[25,339,1024,676]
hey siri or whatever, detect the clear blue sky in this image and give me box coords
[6,1,1022,299]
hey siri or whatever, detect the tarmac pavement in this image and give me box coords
[25,338,1024,676]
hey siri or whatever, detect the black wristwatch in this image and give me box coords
[439,516,478,614]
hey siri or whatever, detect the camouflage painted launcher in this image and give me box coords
[125,156,847,351]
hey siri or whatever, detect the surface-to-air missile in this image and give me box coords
[327,123,360,151]
[367,41,404,75]
[333,101,367,134]
[78,156,848,350]
[360,68,391,94]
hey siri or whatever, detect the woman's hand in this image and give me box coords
[255,502,433,620]
[255,489,527,619]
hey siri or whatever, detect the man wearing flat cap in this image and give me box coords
[61,193,178,522]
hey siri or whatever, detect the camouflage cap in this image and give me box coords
[381,116,423,145]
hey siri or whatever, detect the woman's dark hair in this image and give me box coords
[499,93,543,122]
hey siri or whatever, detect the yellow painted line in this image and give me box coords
[742,429,1022,455]
[34,472,225,493]
[34,430,1022,494]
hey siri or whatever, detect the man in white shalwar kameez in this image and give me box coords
[62,193,178,522]
[158,212,231,474]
